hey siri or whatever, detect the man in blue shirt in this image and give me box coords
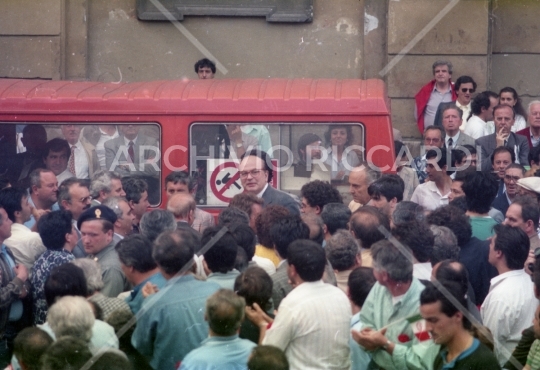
[114,234,166,314]
[179,289,256,370]
[132,228,220,370]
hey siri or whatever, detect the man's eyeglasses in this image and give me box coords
[460,88,475,93]
[424,137,441,144]
[504,175,521,183]
[239,169,265,178]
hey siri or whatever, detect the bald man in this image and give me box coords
[167,193,196,228]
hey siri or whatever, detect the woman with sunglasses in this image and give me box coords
[499,87,527,132]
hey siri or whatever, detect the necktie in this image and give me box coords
[68,145,76,175]
[128,141,135,162]
[447,138,453,149]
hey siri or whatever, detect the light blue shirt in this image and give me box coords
[350,312,370,370]
[206,270,241,290]
[125,271,167,314]
[132,274,220,370]
[23,195,59,229]
[179,335,256,370]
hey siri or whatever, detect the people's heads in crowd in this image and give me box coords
[502,163,525,199]
[325,230,361,272]
[0,187,32,224]
[452,145,477,169]
[58,178,91,221]
[491,146,515,179]
[255,205,289,248]
[202,226,238,274]
[164,171,195,201]
[39,337,93,370]
[228,192,264,231]
[119,124,141,140]
[503,195,540,237]
[517,177,540,204]
[21,124,47,153]
[420,280,471,345]
[13,327,53,370]
[60,124,82,145]
[300,180,342,215]
[297,133,322,163]
[29,169,58,208]
[432,60,452,79]
[499,86,527,118]
[247,345,289,370]
[78,206,116,255]
[87,351,132,370]
[392,201,425,227]
[153,228,200,278]
[320,203,351,237]
[205,289,245,337]
[287,239,326,284]
[228,222,257,263]
[454,75,477,106]
[270,214,310,260]
[349,165,382,205]
[194,58,216,79]
[90,170,125,203]
[448,167,476,202]
[234,266,273,312]
[140,209,176,243]
[431,260,470,300]
[44,263,88,307]
[427,205,472,247]
[42,138,70,176]
[347,267,376,309]
[300,213,325,246]
[392,221,434,264]
[528,100,540,128]
[429,225,459,266]
[449,193,467,211]
[239,149,273,195]
[471,91,499,121]
[461,171,498,215]
[493,104,516,135]
[350,205,390,249]
[489,224,530,271]
[423,126,444,150]
[218,206,250,226]
[102,196,135,237]
[440,103,462,135]
[71,258,104,296]
[122,177,150,222]
[47,295,94,343]
[367,175,404,218]
[38,212,77,256]
[115,234,158,284]
[371,239,413,284]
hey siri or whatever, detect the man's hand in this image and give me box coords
[351,327,388,351]
[225,125,243,145]
[496,127,510,147]
[141,282,159,298]
[14,264,28,282]
[245,302,273,328]
[31,208,49,222]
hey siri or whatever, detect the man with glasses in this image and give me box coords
[434,75,477,129]
[492,163,525,215]
[517,101,540,149]
[411,126,444,184]
[238,149,299,215]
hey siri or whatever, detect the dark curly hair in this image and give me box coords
[300,180,342,210]
[391,221,434,263]
[255,205,290,249]
[324,125,354,147]
[427,205,472,247]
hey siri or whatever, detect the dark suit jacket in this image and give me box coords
[492,181,510,215]
[261,185,300,215]
[453,132,476,147]
[475,132,529,171]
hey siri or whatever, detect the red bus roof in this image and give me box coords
[0,78,389,116]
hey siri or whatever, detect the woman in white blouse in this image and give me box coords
[324,125,360,181]
[499,87,528,132]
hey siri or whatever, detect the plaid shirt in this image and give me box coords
[88,292,131,320]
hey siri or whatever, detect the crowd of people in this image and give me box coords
[0,57,539,370]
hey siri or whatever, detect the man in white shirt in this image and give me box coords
[89,170,126,206]
[411,149,452,211]
[481,224,536,366]
[60,124,100,179]
[42,138,74,185]
[0,187,45,272]
[248,239,351,370]
[463,91,499,139]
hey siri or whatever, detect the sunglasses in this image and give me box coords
[460,88,475,93]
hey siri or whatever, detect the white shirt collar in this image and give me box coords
[123,135,138,146]
[256,183,269,198]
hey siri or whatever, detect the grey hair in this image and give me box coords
[47,296,94,343]
[29,169,54,190]
[102,196,129,220]
[432,60,453,75]
[140,209,177,243]
[371,239,413,283]
[90,170,121,199]
[71,259,104,294]
[528,100,540,115]
[430,225,459,266]
[57,178,86,207]
[325,229,360,271]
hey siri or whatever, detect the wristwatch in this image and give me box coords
[382,340,392,351]
[235,142,243,148]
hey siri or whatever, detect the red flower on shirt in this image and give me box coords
[397,334,411,343]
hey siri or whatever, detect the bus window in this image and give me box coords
[189,123,364,207]
[1,123,162,206]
